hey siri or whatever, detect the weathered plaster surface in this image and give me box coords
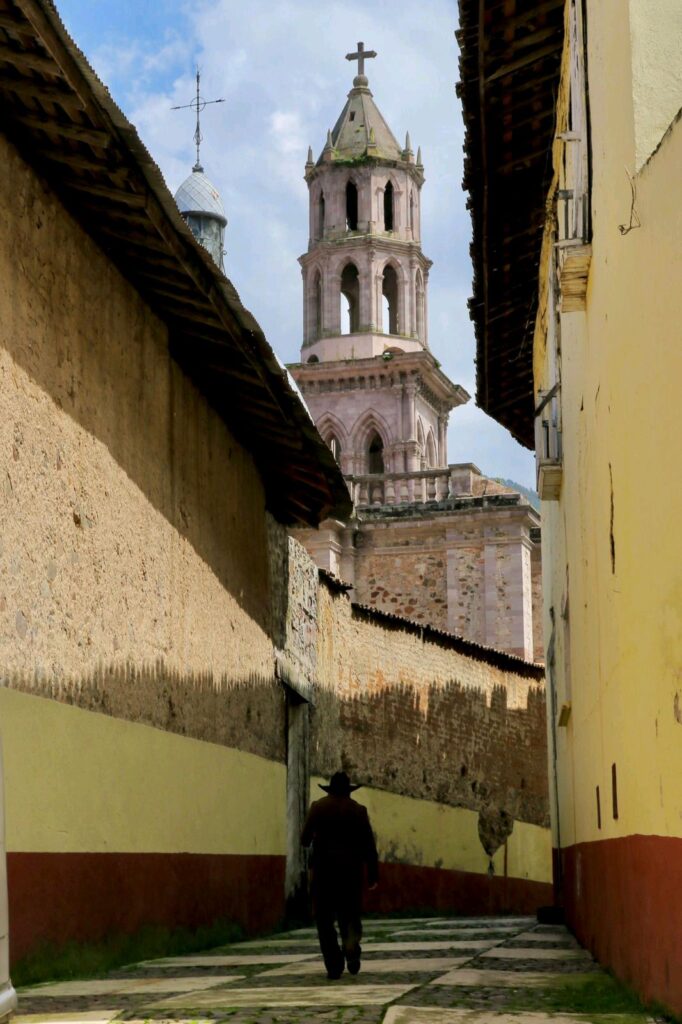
[0,134,280,748]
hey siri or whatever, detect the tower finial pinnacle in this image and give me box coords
[345,41,377,82]
[171,67,225,173]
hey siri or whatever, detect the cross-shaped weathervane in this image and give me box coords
[172,68,225,172]
[345,41,377,78]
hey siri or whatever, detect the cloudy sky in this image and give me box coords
[57,0,535,488]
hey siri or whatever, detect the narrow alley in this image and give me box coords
[15,915,648,1024]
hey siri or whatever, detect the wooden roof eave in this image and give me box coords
[0,0,351,527]
[457,0,564,449]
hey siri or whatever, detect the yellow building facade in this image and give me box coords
[459,0,682,1015]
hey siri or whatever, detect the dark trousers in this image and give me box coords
[312,870,363,974]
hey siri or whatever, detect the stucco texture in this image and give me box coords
[0,133,278,725]
[533,2,682,1012]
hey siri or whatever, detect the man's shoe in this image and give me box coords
[326,957,344,980]
[346,958,361,975]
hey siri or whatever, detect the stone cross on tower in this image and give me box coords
[345,41,377,80]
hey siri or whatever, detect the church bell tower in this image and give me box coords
[290,43,468,482]
[301,43,430,362]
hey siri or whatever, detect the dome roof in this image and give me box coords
[175,168,226,225]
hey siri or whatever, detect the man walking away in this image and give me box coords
[301,771,379,980]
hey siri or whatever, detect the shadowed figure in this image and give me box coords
[301,771,379,979]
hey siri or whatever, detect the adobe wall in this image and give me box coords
[0,132,290,962]
[0,132,284,752]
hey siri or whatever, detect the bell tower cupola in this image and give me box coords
[173,69,227,271]
[300,43,430,362]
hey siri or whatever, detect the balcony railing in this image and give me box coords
[349,469,451,507]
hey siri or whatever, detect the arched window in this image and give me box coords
[368,432,384,474]
[318,193,325,240]
[382,264,399,335]
[409,192,415,234]
[307,354,319,364]
[426,430,437,468]
[346,181,358,231]
[313,270,323,339]
[415,269,425,340]
[328,435,342,463]
[340,263,360,334]
[384,181,394,231]
[417,419,425,461]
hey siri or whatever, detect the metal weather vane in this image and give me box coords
[171,68,225,172]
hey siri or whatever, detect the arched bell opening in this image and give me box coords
[312,270,323,340]
[346,181,358,231]
[425,429,437,469]
[367,432,385,474]
[415,269,425,341]
[327,434,342,464]
[384,181,394,231]
[340,262,360,334]
[382,264,399,335]
[317,192,325,241]
[417,419,426,466]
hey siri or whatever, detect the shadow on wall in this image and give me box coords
[2,660,287,762]
[1,136,276,636]
[311,680,549,830]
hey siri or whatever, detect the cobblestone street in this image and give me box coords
[14,915,650,1024]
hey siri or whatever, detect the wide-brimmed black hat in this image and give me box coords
[319,771,362,796]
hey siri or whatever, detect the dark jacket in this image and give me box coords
[301,794,379,887]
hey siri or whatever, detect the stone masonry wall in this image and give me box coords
[354,525,448,628]
[349,507,542,662]
[311,574,549,843]
[0,132,286,763]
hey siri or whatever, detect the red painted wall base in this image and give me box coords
[7,851,552,968]
[561,835,682,1017]
[7,851,286,965]
[366,861,552,917]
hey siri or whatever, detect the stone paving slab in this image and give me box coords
[20,977,241,998]
[139,954,317,967]
[512,931,578,945]
[228,939,323,949]
[362,941,488,953]
[431,968,575,987]
[417,921,532,929]
[394,927,524,937]
[144,982,416,1008]
[480,947,591,961]
[384,1011,650,1024]
[258,957,469,977]
[387,937,493,946]
[15,1015,121,1024]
